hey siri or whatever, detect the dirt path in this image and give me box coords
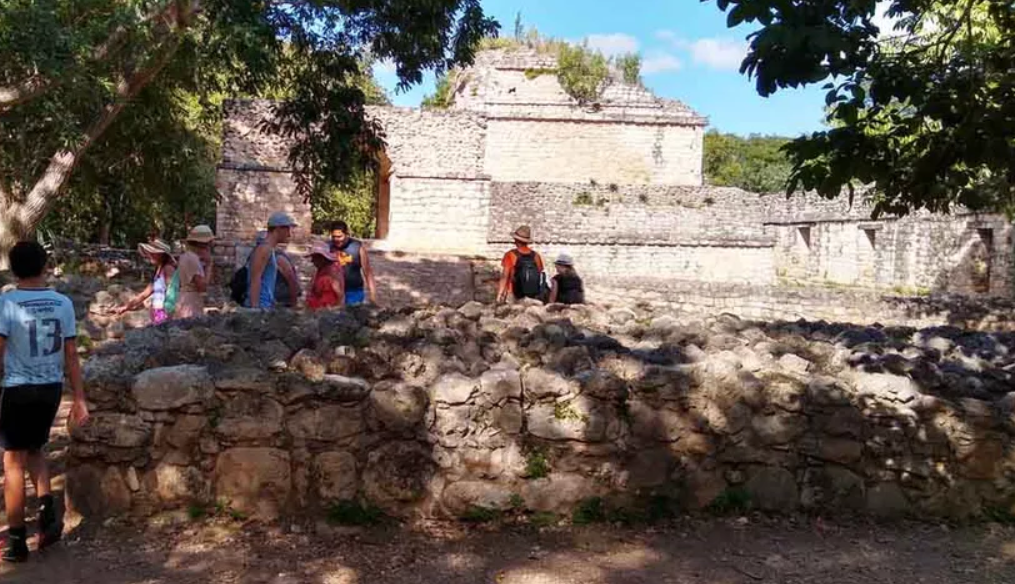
[2,398,1014,583]
[0,515,1013,584]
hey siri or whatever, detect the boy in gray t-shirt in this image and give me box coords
[0,241,89,562]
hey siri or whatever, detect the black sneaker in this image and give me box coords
[38,497,63,550]
[3,531,29,563]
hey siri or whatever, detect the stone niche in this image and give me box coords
[68,303,1015,522]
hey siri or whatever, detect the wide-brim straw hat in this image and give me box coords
[512,225,533,243]
[186,225,216,244]
[306,243,337,262]
[138,239,173,258]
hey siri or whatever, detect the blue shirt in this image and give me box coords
[246,249,278,308]
[0,288,77,387]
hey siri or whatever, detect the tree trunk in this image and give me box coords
[0,202,32,271]
[0,1,196,267]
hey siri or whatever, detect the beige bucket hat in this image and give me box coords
[512,225,532,243]
[186,225,216,243]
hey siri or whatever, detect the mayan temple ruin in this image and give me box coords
[215,47,1013,324]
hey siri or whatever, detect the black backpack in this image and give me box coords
[228,265,248,305]
[512,251,545,299]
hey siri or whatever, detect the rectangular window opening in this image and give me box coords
[863,228,877,249]
[797,226,812,250]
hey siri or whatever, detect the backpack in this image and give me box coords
[512,251,544,299]
[229,265,249,305]
[163,270,181,315]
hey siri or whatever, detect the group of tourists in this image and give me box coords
[497,225,585,305]
[238,212,377,311]
[114,211,379,323]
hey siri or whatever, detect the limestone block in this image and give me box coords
[746,468,799,512]
[479,368,522,404]
[314,451,359,501]
[72,413,152,449]
[370,383,429,431]
[216,394,284,442]
[132,365,213,411]
[214,448,292,519]
[287,405,364,442]
[442,481,515,516]
[430,373,478,405]
[362,442,436,510]
[520,473,602,514]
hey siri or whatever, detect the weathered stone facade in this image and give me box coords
[68,302,1015,522]
[216,47,1015,308]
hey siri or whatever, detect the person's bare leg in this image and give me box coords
[3,450,27,529]
[26,450,51,498]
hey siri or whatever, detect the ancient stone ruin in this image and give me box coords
[68,301,1015,522]
[216,47,1014,322]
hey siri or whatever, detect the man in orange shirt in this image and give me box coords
[497,225,547,303]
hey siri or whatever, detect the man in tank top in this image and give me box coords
[329,221,377,306]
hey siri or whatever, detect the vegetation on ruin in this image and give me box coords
[0,0,497,261]
[426,16,643,108]
[703,130,794,193]
[711,0,1015,216]
[556,43,612,105]
[616,53,644,86]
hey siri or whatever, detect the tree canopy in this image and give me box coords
[709,0,1015,216]
[703,131,793,193]
[0,0,497,256]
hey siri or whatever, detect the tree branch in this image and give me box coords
[15,34,186,230]
[0,75,56,113]
[0,0,200,113]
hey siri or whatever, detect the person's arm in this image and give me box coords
[64,339,89,427]
[497,253,513,303]
[248,246,270,309]
[278,255,300,307]
[0,336,6,379]
[198,248,214,287]
[61,303,89,426]
[549,278,559,304]
[184,255,209,293]
[360,245,377,305]
[118,281,155,314]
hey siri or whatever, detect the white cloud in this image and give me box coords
[687,38,748,71]
[654,30,678,43]
[583,33,640,57]
[642,52,683,75]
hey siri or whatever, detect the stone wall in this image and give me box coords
[369,107,487,178]
[766,194,1014,296]
[382,177,491,253]
[68,303,1015,523]
[215,168,309,243]
[483,120,703,185]
[488,183,769,246]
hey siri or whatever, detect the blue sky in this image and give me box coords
[372,0,830,137]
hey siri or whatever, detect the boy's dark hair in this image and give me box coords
[9,241,48,279]
[330,221,350,235]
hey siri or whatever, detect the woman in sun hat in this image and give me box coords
[115,239,176,324]
[173,225,216,319]
[549,253,584,305]
[305,242,345,310]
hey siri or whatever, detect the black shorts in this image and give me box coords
[0,384,63,451]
